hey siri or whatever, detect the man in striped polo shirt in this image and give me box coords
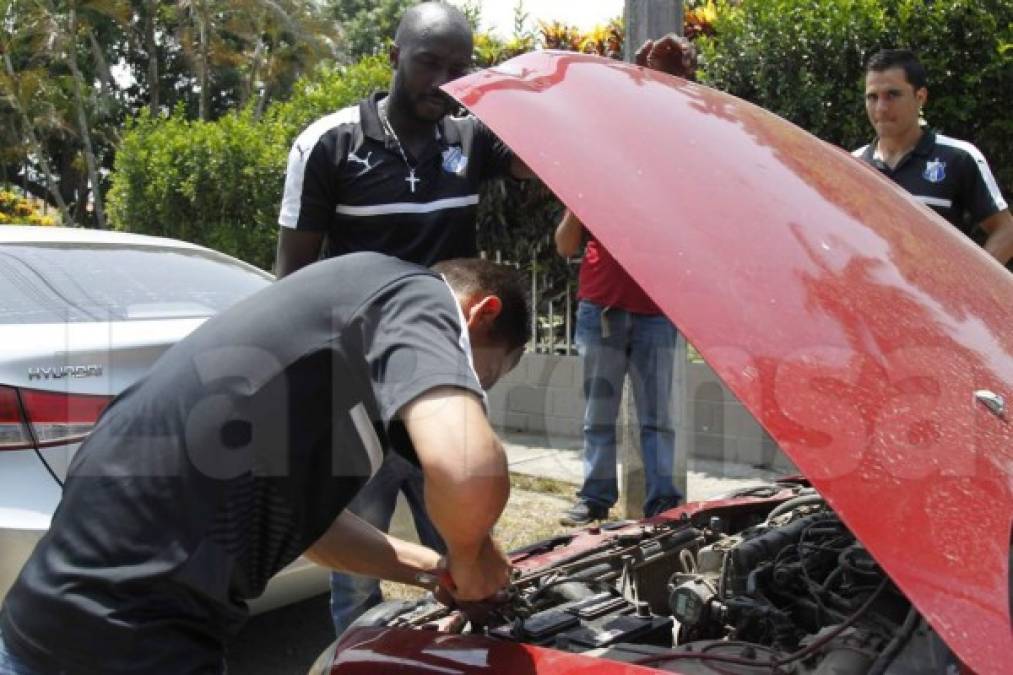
[274,2,532,639]
[853,49,1013,264]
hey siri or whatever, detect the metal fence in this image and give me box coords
[482,249,579,355]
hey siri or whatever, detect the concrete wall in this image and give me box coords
[488,351,795,472]
[487,353,585,439]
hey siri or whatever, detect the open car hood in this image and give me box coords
[444,51,1013,672]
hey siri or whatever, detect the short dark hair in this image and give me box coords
[432,258,530,351]
[865,49,927,90]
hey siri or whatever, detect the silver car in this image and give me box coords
[0,225,329,612]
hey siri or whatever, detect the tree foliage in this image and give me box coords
[106,107,285,268]
[698,0,1013,197]
[107,0,1012,279]
[107,57,390,269]
[326,0,414,62]
[1,0,338,226]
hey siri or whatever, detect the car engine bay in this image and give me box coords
[348,482,958,674]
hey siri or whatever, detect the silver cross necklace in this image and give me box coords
[378,101,421,194]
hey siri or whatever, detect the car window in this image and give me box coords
[0,243,272,324]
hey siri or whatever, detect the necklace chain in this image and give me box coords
[378,101,422,193]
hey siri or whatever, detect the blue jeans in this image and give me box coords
[575,300,681,514]
[330,452,445,637]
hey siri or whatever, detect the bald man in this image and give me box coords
[275,2,533,638]
[277,2,531,272]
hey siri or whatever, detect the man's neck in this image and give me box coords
[384,94,438,146]
[875,126,923,169]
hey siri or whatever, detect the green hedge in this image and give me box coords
[106,109,286,269]
[107,57,390,270]
[699,0,1013,198]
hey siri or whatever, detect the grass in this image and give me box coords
[508,472,577,497]
[379,473,584,601]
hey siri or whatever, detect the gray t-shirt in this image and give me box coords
[0,252,482,674]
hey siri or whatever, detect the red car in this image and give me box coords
[318,52,1013,675]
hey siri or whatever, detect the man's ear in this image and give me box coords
[389,44,400,69]
[915,86,928,107]
[465,295,502,329]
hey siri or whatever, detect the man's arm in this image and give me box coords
[305,509,442,587]
[401,386,511,601]
[555,209,584,257]
[276,120,343,278]
[979,209,1013,265]
[275,228,325,278]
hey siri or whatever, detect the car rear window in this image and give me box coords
[0,243,272,324]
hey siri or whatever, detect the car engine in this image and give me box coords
[348,483,958,674]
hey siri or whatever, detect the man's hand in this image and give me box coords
[445,536,512,602]
[635,34,698,81]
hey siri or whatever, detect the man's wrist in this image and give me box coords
[393,539,443,579]
[446,537,488,563]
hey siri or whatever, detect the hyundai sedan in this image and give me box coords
[0,225,329,612]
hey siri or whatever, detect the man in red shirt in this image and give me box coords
[554,210,681,525]
[552,34,695,526]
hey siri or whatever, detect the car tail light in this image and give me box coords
[0,385,112,450]
[0,386,33,450]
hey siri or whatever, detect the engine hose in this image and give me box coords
[679,548,697,573]
[820,565,844,592]
[765,493,825,523]
[729,513,836,594]
[866,604,920,675]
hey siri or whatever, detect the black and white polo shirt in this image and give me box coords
[853,128,1008,236]
[279,92,513,265]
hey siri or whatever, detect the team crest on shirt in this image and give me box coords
[923,159,946,183]
[441,146,468,175]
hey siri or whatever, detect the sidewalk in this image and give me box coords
[390,431,788,542]
[501,431,787,502]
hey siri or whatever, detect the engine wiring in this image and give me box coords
[772,577,890,667]
[379,497,933,675]
[632,643,791,674]
[867,604,921,675]
[633,577,891,672]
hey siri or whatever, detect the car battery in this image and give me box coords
[489,609,579,644]
[558,612,674,649]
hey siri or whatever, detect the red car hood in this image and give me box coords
[445,51,1013,673]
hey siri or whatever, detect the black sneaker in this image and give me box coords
[644,497,682,518]
[559,500,609,526]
